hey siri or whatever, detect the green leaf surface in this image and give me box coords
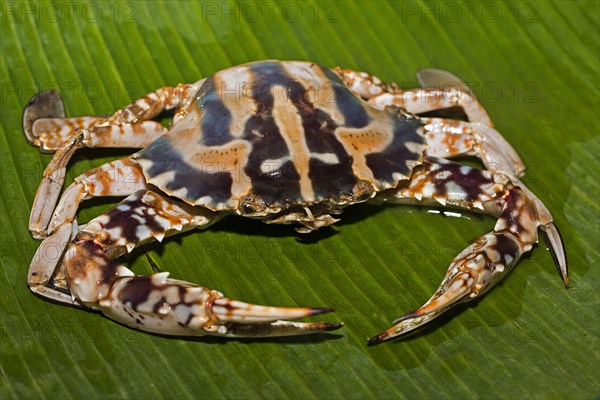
[1,1,599,398]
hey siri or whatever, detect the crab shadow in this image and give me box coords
[152,330,344,345]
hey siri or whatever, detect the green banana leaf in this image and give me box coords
[1,1,598,398]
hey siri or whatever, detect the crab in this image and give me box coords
[23,61,567,344]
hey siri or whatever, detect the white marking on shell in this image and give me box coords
[434,170,451,180]
[148,170,179,193]
[184,287,207,304]
[174,304,192,325]
[104,227,124,242]
[260,155,290,173]
[312,152,339,165]
[131,214,146,224]
[135,225,152,241]
[132,206,146,216]
[164,286,180,305]
[116,204,131,212]
[421,182,436,198]
[460,165,471,175]
[445,182,468,200]
[132,290,163,313]
[153,215,174,231]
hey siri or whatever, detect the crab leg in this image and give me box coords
[420,117,525,180]
[335,67,493,126]
[28,124,161,239]
[368,157,567,344]
[337,68,523,179]
[27,158,150,304]
[39,190,340,338]
[23,82,202,152]
[24,79,206,234]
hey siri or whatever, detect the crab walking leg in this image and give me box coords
[104,82,200,125]
[23,82,202,152]
[29,123,163,238]
[32,157,149,239]
[34,119,166,152]
[335,67,492,126]
[27,158,150,302]
[56,190,341,337]
[337,69,519,176]
[368,158,567,344]
[369,90,492,126]
[28,117,108,151]
[334,67,401,99]
[420,117,525,180]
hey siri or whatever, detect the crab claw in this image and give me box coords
[205,299,343,338]
[98,274,343,338]
[61,236,342,339]
[22,90,65,150]
[367,179,567,345]
[368,230,529,345]
[210,297,334,324]
[543,222,568,288]
[368,271,476,345]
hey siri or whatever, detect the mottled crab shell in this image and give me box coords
[133,61,427,212]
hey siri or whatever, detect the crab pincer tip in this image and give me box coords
[309,307,336,316]
[367,331,390,346]
[320,322,344,332]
